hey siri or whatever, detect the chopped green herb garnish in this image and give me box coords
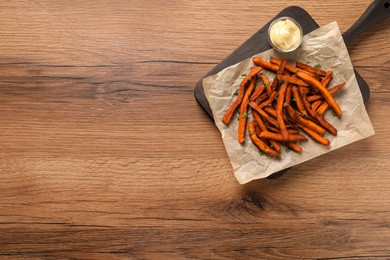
[242,112,248,118]
[332,111,337,116]
[314,64,321,68]
[291,97,296,102]
[303,114,308,118]
[233,89,239,95]
[270,144,274,148]
[241,73,247,77]
[276,123,280,129]
[264,82,268,87]
[306,60,311,64]
[249,131,255,135]
[259,151,264,156]
[286,148,291,153]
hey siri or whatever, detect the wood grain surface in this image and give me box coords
[0,1,389,259]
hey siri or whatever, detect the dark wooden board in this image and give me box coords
[194,6,370,179]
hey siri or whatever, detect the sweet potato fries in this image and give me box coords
[222,56,345,158]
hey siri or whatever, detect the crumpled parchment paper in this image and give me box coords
[203,21,375,184]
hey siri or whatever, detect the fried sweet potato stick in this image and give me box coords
[258,131,308,142]
[265,86,272,99]
[316,102,329,116]
[316,114,337,135]
[322,70,333,88]
[296,61,327,77]
[264,124,280,133]
[263,106,277,118]
[276,59,288,74]
[296,70,342,118]
[248,121,280,157]
[260,73,270,82]
[291,86,308,117]
[271,59,287,90]
[260,73,270,90]
[311,100,323,111]
[276,75,309,87]
[254,94,268,106]
[222,67,262,125]
[280,141,302,153]
[253,57,279,72]
[306,95,322,103]
[252,110,267,131]
[250,83,265,102]
[238,73,258,143]
[299,117,326,136]
[307,82,346,102]
[285,84,292,106]
[250,73,269,101]
[258,91,278,109]
[276,81,289,140]
[298,124,330,146]
[298,86,320,117]
[287,129,300,135]
[266,66,281,96]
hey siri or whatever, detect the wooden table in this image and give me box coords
[0,1,389,258]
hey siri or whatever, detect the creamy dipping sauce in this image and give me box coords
[269,18,302,52]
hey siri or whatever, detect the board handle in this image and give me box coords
[343,0,390,45]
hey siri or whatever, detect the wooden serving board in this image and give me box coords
[194,6,370,179]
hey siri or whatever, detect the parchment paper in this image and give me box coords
[203,22,375,184]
